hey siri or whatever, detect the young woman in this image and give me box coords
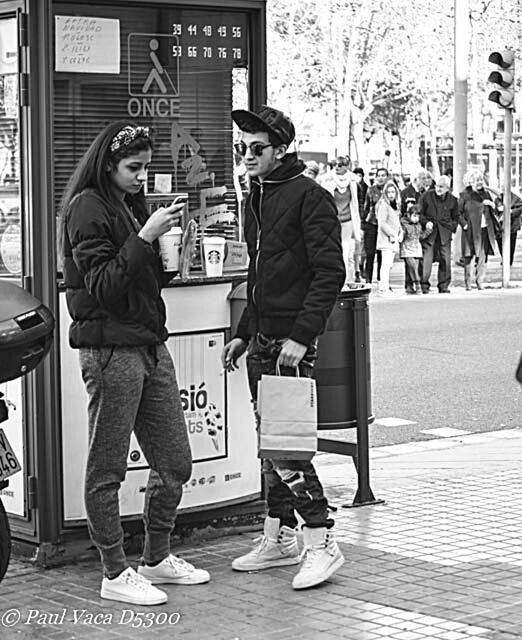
[376,180,403,296]
[60,121,209,606]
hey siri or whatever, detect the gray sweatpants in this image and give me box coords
[79,343,192,578]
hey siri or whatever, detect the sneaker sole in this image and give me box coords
[100,588,167,605]
[292,554,345,590]
[232,556,301,572]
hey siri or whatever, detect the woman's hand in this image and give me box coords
[138,201,185,244]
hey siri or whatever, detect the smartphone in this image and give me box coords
[171,195,188,206]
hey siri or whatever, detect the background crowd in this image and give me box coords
[304,158,522,295]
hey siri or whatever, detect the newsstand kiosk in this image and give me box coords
[0,0,266,564]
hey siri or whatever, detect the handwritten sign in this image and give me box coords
[55,16,120,74]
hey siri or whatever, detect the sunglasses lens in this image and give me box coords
[234,142,271,157]
[234,142,246,156]
[252,144,266,156]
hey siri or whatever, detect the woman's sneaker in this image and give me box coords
[101,567,167,605]
[138,554,210,585]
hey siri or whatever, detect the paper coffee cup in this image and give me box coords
[158,226,183,272]
[202,236,226,277]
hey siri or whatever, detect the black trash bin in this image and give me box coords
[315,284,373,430]
[314,284,380,506]
[0,280,55,383]
[228,280,247,337]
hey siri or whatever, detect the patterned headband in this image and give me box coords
[109,125,150,153]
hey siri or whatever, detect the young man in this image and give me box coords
[222,105,346,590]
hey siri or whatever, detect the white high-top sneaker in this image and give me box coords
[232,516,300,571]
[292,527,345,590]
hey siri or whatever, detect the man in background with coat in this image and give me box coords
[418,175,459,293]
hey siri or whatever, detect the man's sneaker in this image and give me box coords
[138,554,210,585]
[101,567,167,605]
[232,516,300,571]
[292,527,345,590]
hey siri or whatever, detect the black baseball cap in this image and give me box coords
[231,105,295,146]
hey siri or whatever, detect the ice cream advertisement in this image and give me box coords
[126,331,227,468]
[169,332,227,462]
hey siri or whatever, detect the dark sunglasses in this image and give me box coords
[334,161,349,168]
[234,141,273,157]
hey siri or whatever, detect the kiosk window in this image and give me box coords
[0,17,21,279]
[53,4,250,261]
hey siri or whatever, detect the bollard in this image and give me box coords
[315,284,383,507]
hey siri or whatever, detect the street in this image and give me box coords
[368,284,521,447]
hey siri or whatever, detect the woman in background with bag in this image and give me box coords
[222,105,346,591]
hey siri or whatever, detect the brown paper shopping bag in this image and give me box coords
[257,369,317,460]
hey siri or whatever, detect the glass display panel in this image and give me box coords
[0,16,21,279]
[53,4,250,272]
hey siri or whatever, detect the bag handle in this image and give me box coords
[275,361,300,377]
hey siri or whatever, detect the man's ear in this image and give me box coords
[275,144,287,160]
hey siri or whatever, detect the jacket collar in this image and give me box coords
[252,153,305,187]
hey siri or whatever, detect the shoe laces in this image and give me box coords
[299,542,326,568]
[122,568,153,590]
[166,555,195,573]
[249,535,272,555]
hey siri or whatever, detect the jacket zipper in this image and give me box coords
[252,183,263,307]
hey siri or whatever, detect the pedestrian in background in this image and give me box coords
[323,155,361,282]
[458,169,499,290]
[419,175,459,293]
[494,190,522,266]
[223,105,346,590]
[401,169,433,213]
[376,179,403,296]
[362,167,389,284]
[303,159,320,181]
[353,167,368,282]
[60,121,210,606]
[400,200,429,294]
[400,169,433,292]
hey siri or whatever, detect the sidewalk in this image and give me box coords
[1,429,522,639]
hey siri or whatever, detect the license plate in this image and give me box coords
[0,428,21,480]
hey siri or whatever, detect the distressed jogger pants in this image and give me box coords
[79,343,192,578]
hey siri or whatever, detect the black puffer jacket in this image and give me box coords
[63,189,169,348]
[236,154,345,347]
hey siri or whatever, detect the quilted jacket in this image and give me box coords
[63,189,170,348]
[235,153,345,347]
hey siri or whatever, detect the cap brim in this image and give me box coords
[232,110,274,135]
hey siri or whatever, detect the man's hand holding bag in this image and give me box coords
[257,365,318,460]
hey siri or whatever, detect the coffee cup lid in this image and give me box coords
[164,226,183,235]
[202,235,226,244]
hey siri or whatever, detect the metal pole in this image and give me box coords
[454,0,469,194]
[502,109,513,287]
[351,296,382,507]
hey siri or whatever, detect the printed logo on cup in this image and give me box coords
[207,250,221,265]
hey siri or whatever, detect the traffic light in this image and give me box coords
[488,49,515,109]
